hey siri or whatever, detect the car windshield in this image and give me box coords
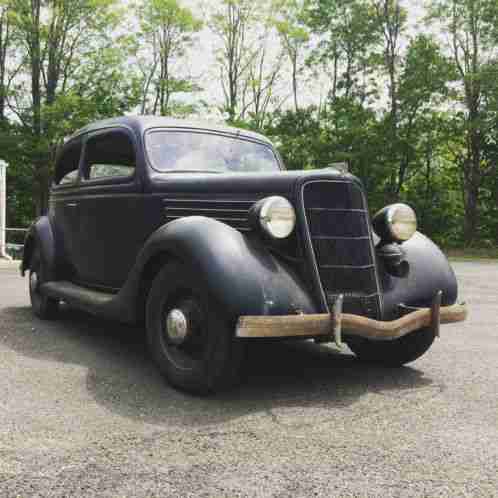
[145,130,280,173]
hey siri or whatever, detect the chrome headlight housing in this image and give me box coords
[372,203,417,243]
[250,196,296,239]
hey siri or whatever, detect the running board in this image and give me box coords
[41,281,117,317]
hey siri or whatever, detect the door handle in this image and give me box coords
[67,203,78,208]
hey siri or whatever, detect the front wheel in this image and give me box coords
[346,327,436,367]
[146,261,245,394]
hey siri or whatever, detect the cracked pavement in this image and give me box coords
[0,260,497,497]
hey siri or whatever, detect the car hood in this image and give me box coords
[148,168,363,200]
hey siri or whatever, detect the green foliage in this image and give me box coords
[1,0,139,226]
[264,108,323,170]
[135,0,203,116]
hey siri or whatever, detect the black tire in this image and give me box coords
[29,247,59,320]
[145,261,245,394]
[346,327,436,367]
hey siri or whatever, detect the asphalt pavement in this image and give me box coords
[0,260,497,497]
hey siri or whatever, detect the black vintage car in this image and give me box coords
[21,116,467,393]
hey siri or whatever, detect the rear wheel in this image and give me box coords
[29,247,59,319]
[346,327,436,367]
[146,261,245,394]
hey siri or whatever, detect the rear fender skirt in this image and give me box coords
[123,216,318,321]
[379,232,458,319]
[20,217,57,281]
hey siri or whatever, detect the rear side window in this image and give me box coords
[83,130,135,181]
[54,140,82,185]
[59,170,79,184]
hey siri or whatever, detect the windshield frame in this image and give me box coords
[143,127,283,174]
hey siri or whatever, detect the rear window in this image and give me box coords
[145,130,280,173]
[54,140,82,185]
[83,130,135,181]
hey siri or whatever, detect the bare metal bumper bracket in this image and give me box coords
[314,293,344,347]
[332,294,344,347]
[431,290,442,338]
[399,290,445,339]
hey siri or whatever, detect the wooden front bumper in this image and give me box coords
[235,303,468,342]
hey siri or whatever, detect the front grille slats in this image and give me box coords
[313,236,373,267]
[303,182,365,209]
[307,210,370,238]
[319,266,378,294]
[302,180,382,319]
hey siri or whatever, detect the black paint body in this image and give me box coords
[21,116,459,330]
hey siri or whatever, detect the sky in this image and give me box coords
[169,0,429,118]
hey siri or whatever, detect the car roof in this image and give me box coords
[65,115,273,146]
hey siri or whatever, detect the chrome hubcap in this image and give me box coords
[166,308,189,345]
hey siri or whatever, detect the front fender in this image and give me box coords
[20,217,56,280]
[131,217,317,319]
[380,232,458,319]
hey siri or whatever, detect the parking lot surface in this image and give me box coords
[0,260,497,497]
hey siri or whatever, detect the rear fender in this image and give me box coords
[20,217,57,281]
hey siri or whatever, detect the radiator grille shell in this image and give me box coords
[301,180,382,319]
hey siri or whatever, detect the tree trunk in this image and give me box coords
[34,161,50,216]
[29,1,46,216]
[463,179,479,245]
[0,8,8,121]
[291,50,298,112]
[421,140,434,231]
[462,130,481,244]
[462,93,482,244]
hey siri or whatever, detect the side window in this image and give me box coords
[83,130,135,181]
[54,140,82,185]
[59,170,79,184]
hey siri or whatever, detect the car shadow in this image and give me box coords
[1,305,437,429]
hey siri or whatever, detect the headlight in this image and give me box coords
[251,196,296,239]
[372,203,417,243]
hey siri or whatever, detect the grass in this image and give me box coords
[445,247,498,261]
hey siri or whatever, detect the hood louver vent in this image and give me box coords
[163,197,257,232]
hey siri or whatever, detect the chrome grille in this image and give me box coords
[302,180,382,319]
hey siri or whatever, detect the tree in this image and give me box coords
[374,0,405,132]
[243,39,285,130]
[264,107,323,170]
[388,34,451,196]
[0,0,12,121]
[368,0,408,200]
[211,0,258,122]
[428,0,498,243]
[305,0,380,103]
[303,0,388,201]
[136,0,202,116]
[273,0,308,111]
[6,0,135,215]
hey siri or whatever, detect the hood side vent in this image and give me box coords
[162,197,258,232]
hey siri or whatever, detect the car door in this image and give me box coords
[72,127,146,290]
[50,137,84,279]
